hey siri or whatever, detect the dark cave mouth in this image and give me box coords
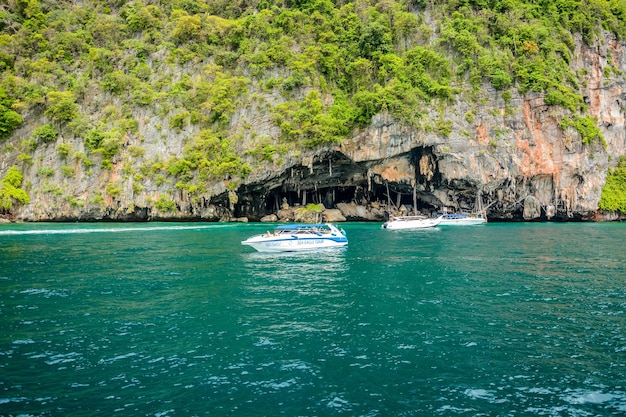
[233,146,444,220]
[234,182,442,220]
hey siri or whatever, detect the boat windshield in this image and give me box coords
[274,224,331,233]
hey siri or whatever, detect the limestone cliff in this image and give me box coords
[1,35,625,223]
[234,35,626,222]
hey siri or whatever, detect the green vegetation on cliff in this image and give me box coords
[0,166,29,211]
[599,156,626,214]
[0,0,624,213]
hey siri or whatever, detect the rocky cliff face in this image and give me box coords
[237,35,626,222]
[2,35,625,223]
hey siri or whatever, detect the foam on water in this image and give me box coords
[0,223,229,236]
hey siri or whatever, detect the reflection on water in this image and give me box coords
[242,247,349,281]
[239,248,349,339]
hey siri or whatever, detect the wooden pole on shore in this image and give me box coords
[386,181,391,210]
[412,180,417,215]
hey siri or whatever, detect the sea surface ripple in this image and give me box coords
[0,222,624,416]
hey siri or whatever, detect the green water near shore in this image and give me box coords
[1,222,624,416]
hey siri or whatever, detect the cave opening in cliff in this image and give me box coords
[236,179,443,220]
[235,146,447,220]
[262,186,360,213]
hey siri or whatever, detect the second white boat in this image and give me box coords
[381,215,442,230]
[438,212,487,225]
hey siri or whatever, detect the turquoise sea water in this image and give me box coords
[0,222,624,416]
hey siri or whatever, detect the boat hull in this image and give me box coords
[242,235,348,252]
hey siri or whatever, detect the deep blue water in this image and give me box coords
[0,222,625,416]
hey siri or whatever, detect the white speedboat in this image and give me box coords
[241,223,348,252]
[438,212,487,225]
[381,215,442,230]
